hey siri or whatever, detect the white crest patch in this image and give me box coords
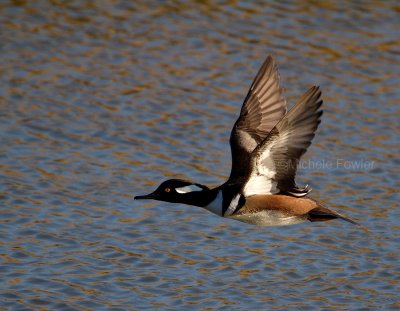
[175,184,203,194]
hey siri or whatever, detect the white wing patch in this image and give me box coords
[243,146,278,196]
[176,185,203,194]
[242,128,293,197]
[243,174,277,197]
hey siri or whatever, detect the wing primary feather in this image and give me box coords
[229,55,287,180]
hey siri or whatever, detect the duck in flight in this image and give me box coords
[135,56,357,226]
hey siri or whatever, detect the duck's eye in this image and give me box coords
[165,188,171,193]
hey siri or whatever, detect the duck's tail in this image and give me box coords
[308,204,360,226]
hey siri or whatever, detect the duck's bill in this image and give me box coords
[134,193,156,200]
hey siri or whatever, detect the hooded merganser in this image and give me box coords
[135,56,358,226]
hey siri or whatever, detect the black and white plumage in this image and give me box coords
[241,85,323,197]
[228,56,321,198]
[135,56,358,227]
[229,56,287,180]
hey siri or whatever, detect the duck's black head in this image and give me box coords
[135,179,209,204]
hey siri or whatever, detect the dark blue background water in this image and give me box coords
[1,1,399,310]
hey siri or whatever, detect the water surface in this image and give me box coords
[1,1,399,310]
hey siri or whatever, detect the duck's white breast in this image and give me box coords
[227,210,307,226]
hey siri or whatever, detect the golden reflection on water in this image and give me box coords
[1,0,399,310]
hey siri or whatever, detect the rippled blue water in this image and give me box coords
[1,1,399,310]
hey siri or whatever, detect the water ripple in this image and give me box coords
[1,1,399,310]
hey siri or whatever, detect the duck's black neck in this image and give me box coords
[178,187,219,207]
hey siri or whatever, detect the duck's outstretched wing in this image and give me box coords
[229,56,287,180]
[243,86,323,197]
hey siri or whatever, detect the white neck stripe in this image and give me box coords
[225,194,241,216]
[204,190,223,216]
